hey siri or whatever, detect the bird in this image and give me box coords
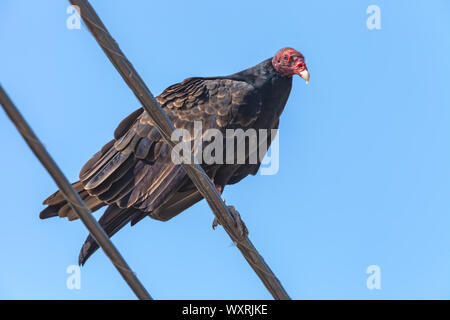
[40,47,310,265]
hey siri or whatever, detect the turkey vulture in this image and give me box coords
[40,47,309,265]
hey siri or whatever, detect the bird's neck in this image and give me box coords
[229,58,293,121]
[229,58,285,87]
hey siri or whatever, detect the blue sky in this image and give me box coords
[1,0,450,299]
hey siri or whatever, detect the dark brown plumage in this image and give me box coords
[40,47,309,265]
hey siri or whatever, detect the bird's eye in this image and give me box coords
[283,55,288,60]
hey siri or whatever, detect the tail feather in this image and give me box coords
[39,203,64,219]
[79,189,205,265]
[144,189,203,223]
[78,204,140,266]
[40,181,104,221]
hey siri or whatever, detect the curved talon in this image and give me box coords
[228,205,248,241]
[211,205,248,242]
[212,217,220,230]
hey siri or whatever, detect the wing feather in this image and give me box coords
[76,76,261,224]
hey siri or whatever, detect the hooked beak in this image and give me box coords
[298,69,310,84]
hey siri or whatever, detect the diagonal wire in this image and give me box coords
[0,85,152,300]
[68,0,290,300]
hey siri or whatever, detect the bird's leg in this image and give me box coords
[211,179,224,230]
[211,178,223,195]
[209,178,248,241]
[215,184,223,194]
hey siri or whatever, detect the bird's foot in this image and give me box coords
[212,205,248,242]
